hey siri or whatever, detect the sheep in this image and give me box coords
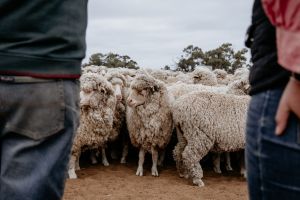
[227,76,251,95]
[167,83,228,100]
[172,91,249,186]
[126,74,173,177]
[230,67,249,82]
[68,72,117,179]
[150,70,169,83]
[167,81,248,175]
[213,69,230,85]
[106,71,129,164]
[82,65,107,76]
[191,67,218,86]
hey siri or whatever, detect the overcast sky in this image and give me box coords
[85,0,253,69]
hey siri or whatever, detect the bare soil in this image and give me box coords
[63,159,248,200]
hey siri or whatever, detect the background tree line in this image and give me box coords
[84,43,249,74]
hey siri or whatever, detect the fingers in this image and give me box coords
[275,98,290,135]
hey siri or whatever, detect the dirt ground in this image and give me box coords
[63,158,248,200]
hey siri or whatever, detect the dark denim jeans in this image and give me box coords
[0,80,79,200]
[246,87,300,200]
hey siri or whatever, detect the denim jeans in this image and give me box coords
[246,87,300,200]
[0,80,79,200]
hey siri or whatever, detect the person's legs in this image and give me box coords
[246,88,300,200]
[0,80,79,200]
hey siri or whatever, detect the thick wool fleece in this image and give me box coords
[192,68,218,86]
[172,91,249,185]
[126,75,173,152]
[71,73,117,157]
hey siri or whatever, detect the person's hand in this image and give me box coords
[275,77,300,135]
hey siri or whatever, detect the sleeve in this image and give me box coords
[261,0,300,73]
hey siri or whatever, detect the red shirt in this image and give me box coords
[262,0,300,73]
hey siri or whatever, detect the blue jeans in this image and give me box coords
[246,87,300,200]
[0,80,79,200]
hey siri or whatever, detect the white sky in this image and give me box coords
[85,0,253,69]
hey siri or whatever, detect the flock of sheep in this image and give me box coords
[67,65,250,187]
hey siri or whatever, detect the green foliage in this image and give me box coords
[84,52,139,69]
[162,65,171,70]
[175,43,248,73]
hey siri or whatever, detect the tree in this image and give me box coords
[162,65,171,70]
[84,52,139,69]
[176,45,205,72]
[175,43,248,73]
[88,53,105,66]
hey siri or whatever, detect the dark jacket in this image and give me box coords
[248,0,290,95]
[0,0,88,78]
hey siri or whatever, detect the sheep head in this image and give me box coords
[106,72,127,102]
[127,74,162,108]
[80,73,114,109]
[192,67,217,85]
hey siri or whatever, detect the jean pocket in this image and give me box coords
[5,81,65,140]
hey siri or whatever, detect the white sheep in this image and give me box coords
[106,71,129,164]
[167,81,249,174]
[82,65,107,76]
[126,74,173,177]
[68,73,117,179]
[191,67,218,86]
[172,91,249,186]
[213,69,230,85]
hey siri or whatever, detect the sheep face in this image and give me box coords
[193,75,204,84]
[80,88,108,109]
[110,78,124,102]
[127,89,147,107]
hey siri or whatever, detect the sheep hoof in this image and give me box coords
[111,151,118,160]
[157,161,164,167]
[91,159,98,165]
[120,158,127,164]
[151,167,159,177]
[102,160,110,167]
[136,167,143,176]
[226,166,233,171]
[213,167,222,174]
[68,169,78,179]
[193,179,205,187]
[240,170,247,179]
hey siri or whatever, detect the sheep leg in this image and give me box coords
[158,150,165,167]
[151,146,159,177]
[68,155,78,179]
[75,151,81,170]
[136,148,145,176]
[120,141,129,164]
[225,152,233,171]
[173,126,188,178]
[181,136,213,187]
[90,150,98,165]
[101,147,109,166]
[110,149,118,160]
[212,153,222,174]
[240,151,247,178]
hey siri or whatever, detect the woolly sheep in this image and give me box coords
[167,81,248,174]
[191,67,218,86]
[106,71,129,164]
[231,67,249,82]
[172,91,249,186]
[68,73,117,179]
[126,74,173,177]
[213,69,230,85]
[82,65,107,76]
[167,83,228,100]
